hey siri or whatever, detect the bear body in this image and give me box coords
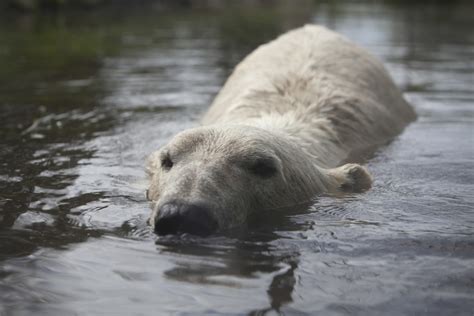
[146,25,416,236]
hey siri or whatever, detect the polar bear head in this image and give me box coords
[146,125,371,236]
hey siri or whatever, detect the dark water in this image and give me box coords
[0,1,473,315]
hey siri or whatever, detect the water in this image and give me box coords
[0,1,473,315]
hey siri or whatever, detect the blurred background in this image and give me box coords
[0,1,473,315]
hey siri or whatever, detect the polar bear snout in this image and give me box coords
[154,201,218,237]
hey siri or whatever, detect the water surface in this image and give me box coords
[0,1,473,315]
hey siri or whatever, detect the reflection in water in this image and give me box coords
[0,1,473,315]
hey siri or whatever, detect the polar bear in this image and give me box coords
[146,25,416,236]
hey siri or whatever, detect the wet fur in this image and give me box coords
[146,25,416,231]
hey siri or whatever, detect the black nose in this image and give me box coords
[154,202,218,236]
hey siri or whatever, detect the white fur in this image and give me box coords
[203,25,415,167]
[146,25,416,231]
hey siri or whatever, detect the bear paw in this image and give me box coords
[330,163,372,193]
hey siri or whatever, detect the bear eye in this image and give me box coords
[247,157,278,178]
[161,154,173,170]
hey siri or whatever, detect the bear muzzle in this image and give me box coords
[154,201,218,237]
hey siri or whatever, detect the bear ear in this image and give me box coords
[328,163,372,193]
[145,149,162,178]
